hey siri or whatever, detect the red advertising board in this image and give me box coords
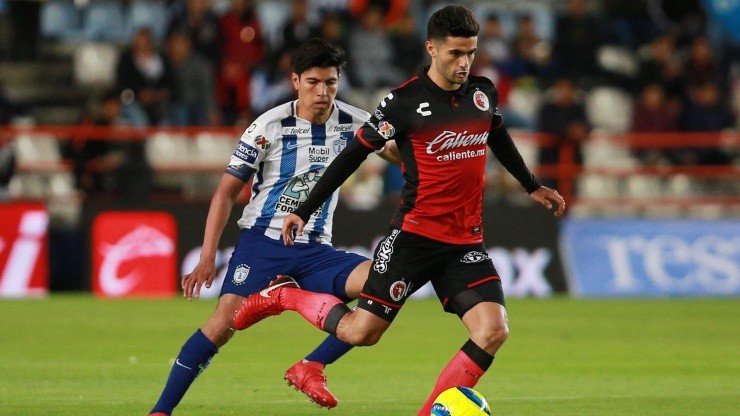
[92,211,178,298]
[0,202,49,298]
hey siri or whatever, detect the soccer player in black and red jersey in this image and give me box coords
[234,5,565,414]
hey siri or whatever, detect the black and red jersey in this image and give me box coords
[294,66,540,245]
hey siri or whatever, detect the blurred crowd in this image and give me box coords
[1,0,738,208]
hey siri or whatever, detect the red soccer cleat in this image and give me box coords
[233,275,299,330]
[285,360,338,409]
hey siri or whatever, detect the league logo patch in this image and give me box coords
[474,90,490,111]
[254,135,271,150]
[233,265,250,285]
[377,121,396,139]
[461,251,488,264]
[374,109,385,120]
[389,280,408,302]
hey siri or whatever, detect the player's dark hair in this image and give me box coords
[426,5,480,41]
[291,38,346,76]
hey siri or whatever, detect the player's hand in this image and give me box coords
[529,186,566,217]
[282,213,305,246]
[181,261,217,301]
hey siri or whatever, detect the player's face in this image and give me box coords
[292,66,339,124]
[426,36,477,91]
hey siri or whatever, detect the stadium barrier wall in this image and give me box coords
[561,217,740,297]
[73,199,567,299]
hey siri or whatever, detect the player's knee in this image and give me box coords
[347,328,383,346]
[471,322,509,352]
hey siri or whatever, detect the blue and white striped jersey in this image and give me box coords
[226,99,370,244]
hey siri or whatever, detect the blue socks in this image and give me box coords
[305,335,353,365]
[150,329,218,415]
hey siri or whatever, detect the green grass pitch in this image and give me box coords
[1,296,738,415]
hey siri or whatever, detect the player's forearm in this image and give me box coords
[293,140,373,222]
[488,127,541,193]
[200,193,233,262]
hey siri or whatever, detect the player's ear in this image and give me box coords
[291,72,300,90]
[425,40,436,58]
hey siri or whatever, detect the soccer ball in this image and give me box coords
[430,386,491,416]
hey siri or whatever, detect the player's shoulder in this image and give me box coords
[467,75,496,92]
[334,99,371,121]
[245,101,294,135]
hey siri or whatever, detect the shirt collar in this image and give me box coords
[418,65,470,98]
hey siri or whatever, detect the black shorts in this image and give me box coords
[357,229,505,322]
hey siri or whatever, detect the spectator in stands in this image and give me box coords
[388,9,423,79]
[536,77,591,190]
[216,57,252,126]
[498,14,552,84]
[601,0,657,48]
[249,48,295,115]
[115,27,175,126]
[0,81,25,124]
[167,0,222,69]
[631,83,680,164]
[74,89,152,197]
[346,4,405,91]
[480,13,510,64]
[679,81,733,165]
[282,0,312,51]
[0,138,13,199]
[683,36,726,90]
[552,0,605,82]
[166,31,220,126]
[349,0,408,27]
[308,11,349,58]
[636,33,685,101]
[219,0,265,73]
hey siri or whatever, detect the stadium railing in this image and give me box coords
[1,126,738,216]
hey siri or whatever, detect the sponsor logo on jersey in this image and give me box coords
[374,229,400,273]
[284,142,299,150]
[331,124,353,132]
[235,142,258,164]
[416,102,431,117]
[254,135,271,150]
[308,145,331,163]
[282,126,311,136]
[377,121,396,139]
[461,251,489,263]
[233,264,250,285]
[389,279,408,301]
[426,130,489,153]
[275,169,325,216]
[474,90,490,111]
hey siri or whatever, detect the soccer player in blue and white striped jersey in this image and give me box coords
[149,38,399,415]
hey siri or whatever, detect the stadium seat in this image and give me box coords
[585,87,634,133]
[72,42,119,87]
[126,0,169,43]
[83,0,128,42]
[507,86,542,126]
[40,0,84,41]
[256,0,292,50]
[597,45,639,78]
[145,132,195,192]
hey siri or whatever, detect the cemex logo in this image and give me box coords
[0,203,49,298]
[92,212,178,298]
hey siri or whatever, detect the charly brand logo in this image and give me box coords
[426,130,489,154]
[416,102,431,117]
[99,225,175,296]
[373,229,400,274]
[461,251,489,263]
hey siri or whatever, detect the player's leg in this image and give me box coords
[416,249,508,416]
[284,257,372,407]
[149,293,243,415]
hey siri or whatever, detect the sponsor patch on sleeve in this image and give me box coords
[234,141,259,164]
